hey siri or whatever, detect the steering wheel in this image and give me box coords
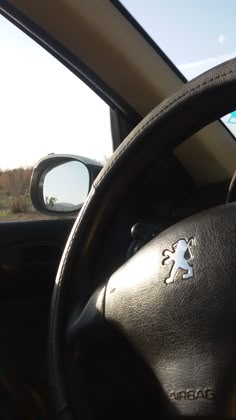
[49,59,236,419]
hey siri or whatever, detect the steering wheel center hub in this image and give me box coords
[105,204,236,415]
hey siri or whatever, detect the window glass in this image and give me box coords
[0,15,113,221]
[120,0,236,138]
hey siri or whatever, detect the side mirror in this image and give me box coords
[30,154,102,215]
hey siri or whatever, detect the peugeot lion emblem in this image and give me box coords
[162,238,195,284]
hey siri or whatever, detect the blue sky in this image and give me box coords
[122,0,236,136]
[122,0,236,65]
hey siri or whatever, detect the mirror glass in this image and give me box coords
[43,160,90,212]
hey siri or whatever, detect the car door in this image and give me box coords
[0,9,133,419]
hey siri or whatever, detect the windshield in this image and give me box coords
[120,0,236,137]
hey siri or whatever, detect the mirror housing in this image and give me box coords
[30,154,102,216]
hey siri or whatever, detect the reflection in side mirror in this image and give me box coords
[43,161,90,212]
[30,154,103,216]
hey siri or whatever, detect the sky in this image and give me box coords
[122,0,236,136]
[1,2,236,171]
[0,15,113,170]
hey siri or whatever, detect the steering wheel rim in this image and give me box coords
[49,59,236,419]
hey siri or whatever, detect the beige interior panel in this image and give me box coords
[5,0,236,185]
[175,122,236,185]
[6,0,183,115]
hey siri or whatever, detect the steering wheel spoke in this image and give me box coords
[66,287,105,346]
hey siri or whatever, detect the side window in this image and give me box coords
[0,15,113,222]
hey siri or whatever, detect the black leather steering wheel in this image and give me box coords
[49,59,236,419]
